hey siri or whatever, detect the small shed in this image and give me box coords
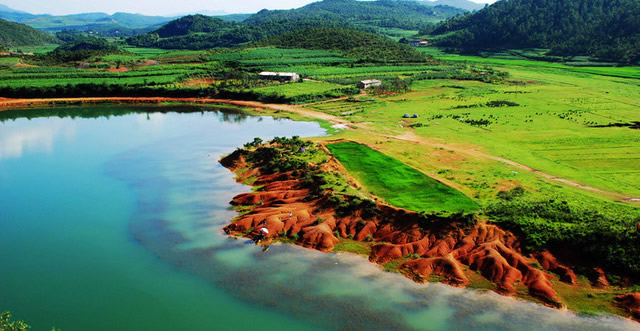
[358,79,382,89]
[412,114,418,118]
[409,39,429,47]
[259,71,300,82]
[403,114,410,118]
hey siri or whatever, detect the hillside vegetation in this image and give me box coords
[431,0,640,63]
[154,15,235,38]
[127,0,464,50]
[245,0,464,30]
[262,27,428,62]
[0,18,58,47]
[126,14,356,49]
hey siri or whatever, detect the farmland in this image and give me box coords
[251,81,350,98]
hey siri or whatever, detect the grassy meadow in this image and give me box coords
[333,65,640,200]
[251,81,349,98]
[326,141,479,213]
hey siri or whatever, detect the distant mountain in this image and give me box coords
[420,0,485,12]
[0,4,41,22]
[431,0,640,63]
[110,13,175,28]
[0,4,27,13]
[0,18,58,47]
[244,0,465,30]
[0,5,173,35]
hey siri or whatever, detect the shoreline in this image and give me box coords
[2,96,638,205]
[0,96,293,112]
[219,142,640,323]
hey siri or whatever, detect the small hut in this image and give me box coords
[358,79,382,89]
[259,72,300,82]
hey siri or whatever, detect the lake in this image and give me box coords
[0,105,637,330]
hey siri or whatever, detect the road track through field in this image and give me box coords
[1,96,637,204]
[258,100,640,204]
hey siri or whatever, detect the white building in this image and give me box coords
[358,79,382,89]
[259,72,300,82]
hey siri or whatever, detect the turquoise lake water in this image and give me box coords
[0,105,638,330]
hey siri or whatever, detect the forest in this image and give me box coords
[431,0,640,63]
[0,18,59,47]
[261,27,428,63]
[125,0,464,50]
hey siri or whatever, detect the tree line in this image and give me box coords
[431,0,640,64]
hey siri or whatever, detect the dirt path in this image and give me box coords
[388,131,638,202]
[260,101,639,203]
[1,96,637,203]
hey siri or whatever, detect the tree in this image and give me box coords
[0,311,30,331]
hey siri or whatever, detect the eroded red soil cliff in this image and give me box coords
[221,151,580,309]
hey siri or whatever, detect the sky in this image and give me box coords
[1,0,498,16]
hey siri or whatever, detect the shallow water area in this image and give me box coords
[0,105,638,330]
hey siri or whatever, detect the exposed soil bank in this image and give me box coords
[0,97,283,112]
[219,148,640,321]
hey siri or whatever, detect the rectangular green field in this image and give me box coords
[251,81,347,98]
[326,141,479,213]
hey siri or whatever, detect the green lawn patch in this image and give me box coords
[332,238,372,256]
[252,81,347,98]
[326,142,479,213]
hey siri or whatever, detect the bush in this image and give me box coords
[1,311,30,331]
[486,197,640,276]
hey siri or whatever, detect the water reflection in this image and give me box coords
[0,120,74,160]
[109,124,640,331]
[0,104,249,123]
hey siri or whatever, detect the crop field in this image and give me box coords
[0,57,20,66]
[258,64,441,78]
[326,141,480,213]
[251,80,349,98]
[123,47,171,56]
[0,63,208,88]
[308,99,380,117]
[211,47,354,69]
[211,47,346,62]
[14,45,59,54]
[418,47,640,79]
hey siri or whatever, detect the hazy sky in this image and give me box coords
[1,0,497,16]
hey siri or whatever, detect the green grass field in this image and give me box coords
[326,141,479,213]
[0,57,19,66]
[251,81,348,98]
[418,47,640,79]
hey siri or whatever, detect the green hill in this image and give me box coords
[420,0,485,12]
[153,15,236,38]
[0,18,58,47]
[431,0,640,63]
[126,0,466,50]
[245,0,465,30]
[263,27,428,62]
